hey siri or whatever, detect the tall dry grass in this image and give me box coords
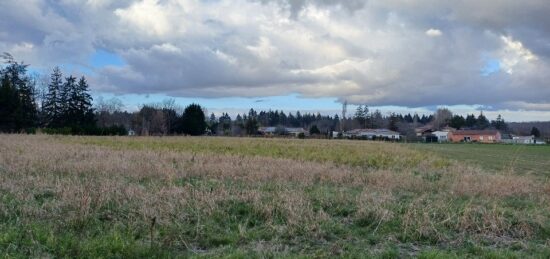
[1,134,549,256]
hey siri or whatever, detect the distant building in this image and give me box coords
[512,135,535,144]
[432,131,450,142]
[501,135,535,144]
[449,130,501,143]
[258,126,307,137]
[415,125,434,137]
[344,129,401,140]
[535,139,547,145]
[128,129,136,136]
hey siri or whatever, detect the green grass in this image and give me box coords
[411,143,550,176]
[64,136,447,170]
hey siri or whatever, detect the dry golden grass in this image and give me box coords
[1,134,549,257]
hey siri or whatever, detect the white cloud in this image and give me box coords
[114,0,173,37]
[425,28,442,37]
[499,35,537,74]
[1,0,550,112]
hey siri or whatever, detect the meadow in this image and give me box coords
[412,143,550,176]
[1,135,550,258]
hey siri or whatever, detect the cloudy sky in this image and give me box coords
[2,0,550,121]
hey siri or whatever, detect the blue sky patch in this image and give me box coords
[481,59,501,76]
[90,49,125,68]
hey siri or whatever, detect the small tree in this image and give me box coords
[208,113,218,135]
[432,108,452,129]
[531,127,541,138]
[354,105,365,127]
[309,125,321,135]
[388,113,399,131]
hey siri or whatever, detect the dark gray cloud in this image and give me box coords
[1,0,550,111]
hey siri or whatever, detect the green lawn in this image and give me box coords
[411,143,550,176]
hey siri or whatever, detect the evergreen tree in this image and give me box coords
[75,76,94,126]
[491,114,508,131]
[0,53,37,131]
[465,114,477,128]
[388,113,399,131]
[179,103,206,135]
[43,67,63,127]
[449,115,466,129]
[363,105,370,128]
[245,116,259,135]
[17,76,37,129]
[475,112,490,129]
[58,75,76,125]
[354,105,365,127]
[309,125,321,135]
[531,127,541,138]
[0,75,19,132]
[220,113,232,134]
[208,113,218,134]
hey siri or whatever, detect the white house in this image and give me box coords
[432,131,450,142]
[512,135,535,144]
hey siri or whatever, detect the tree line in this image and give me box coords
[0,54,113,134]
[0,54,546,138]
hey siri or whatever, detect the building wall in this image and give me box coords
[449,132,501,143]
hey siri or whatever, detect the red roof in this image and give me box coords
[451,130,499,135]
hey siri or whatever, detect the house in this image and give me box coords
[449,130,501,143]
[512,135,535,144]
[501,134,536,144]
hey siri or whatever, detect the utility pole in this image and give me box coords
[340,100,347,134]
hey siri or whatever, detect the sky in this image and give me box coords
[1,0,550,121]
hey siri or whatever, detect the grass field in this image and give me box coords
[1,135,550,257]
[412,143,550,176]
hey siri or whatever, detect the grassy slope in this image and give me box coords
[1,135,549,258]
[411,143,550,176]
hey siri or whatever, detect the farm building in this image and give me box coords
[432,130,451,142]
[501,135,535,144]
[258,127,307,137]
[415,125,434,137]
[449,130,501,143]
[344,129,401,140]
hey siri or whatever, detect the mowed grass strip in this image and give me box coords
[412,143,550,176]
[1,135,550,257]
